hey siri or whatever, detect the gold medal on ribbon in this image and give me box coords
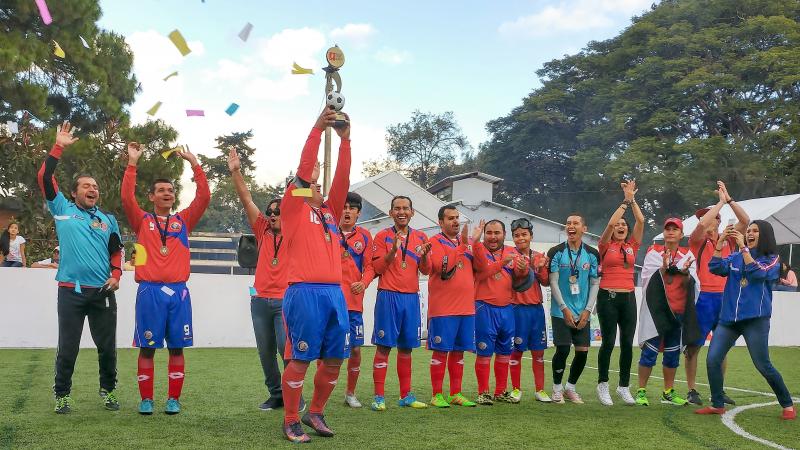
[457,260,464,269]
[325,232,331,242]
[343,250,350,258]
[569,275,578,284]
[740,278,748,288]
[271,257,278,266]
[494,272,502,280]
[401,261,408,270]
[160,246,168,256]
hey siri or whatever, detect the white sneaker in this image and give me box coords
[344,393,362,408]
[564,388,584,404]
[616,386,635,405]
[534,390,552,403]
[551,385,565,404]
[597,382,613,406]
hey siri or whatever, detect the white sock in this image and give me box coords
[566,382,576,392]
[553,383,563,392]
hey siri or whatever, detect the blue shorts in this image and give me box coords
[513,304,547,351]
[372,290,421,349]
[134,281,193,349]
[475,301,514,357]
[283,283,350,361]
[694,292,723,346]
[349,311,365,348]
[427,315,476,352]
[639,315,683,368]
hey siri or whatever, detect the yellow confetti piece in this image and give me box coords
[291,62,313,75]
[53,40,65,58]
[146,101,162,116]
[168,29,192,56]
[163,71,178,81]
[133,243,148,266]
[291,188,313,197]
[161,145,182,160]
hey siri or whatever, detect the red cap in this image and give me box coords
[664,217,683,231]
[695,208,720,220]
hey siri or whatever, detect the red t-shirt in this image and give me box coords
[599,240,640,290]
[339,226,375,312]
[474,244,529,307]
[372,227,431,293]
[121,164,210,283]
[648,244,690,314]
[511,249,549,305]
[427,233,476,317]
[689,236,733,293]
[252,214,288,299]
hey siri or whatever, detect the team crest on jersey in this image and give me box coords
[149,222,155,231]
[297,341,309,352]
[354,241,363,251]
[478,342,487,350]
[433,336,442,344]
[514,337,523,345]
[377,330,385,338]
[144,330,153,340]
[324,212,334,222]
[583,262,591,269]
[625,247,634,255]
[170,222,182,231]
[415,245,422,254]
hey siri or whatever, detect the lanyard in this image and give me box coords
[153,213,171,250]
[340,228,358,251]
[312,207,330,241]
[393,226,411,265]
[439,232,459,247]
[487,247,504,262]
[77,206,103,227]
[567,244,583,276]
[272,232,283,260]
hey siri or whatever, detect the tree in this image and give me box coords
[364,110,470,188]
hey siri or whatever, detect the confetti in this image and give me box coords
[291,188,313,197]
[160,146,182,159]
[79,36,90,49]
[238,22,253,42]
[146,101,162,116]
[35,0,52,25]
[133,243,148,266]
[291,62,313,75]
[163,71,179,81]
[225,103,239,116]
[185,110,205,117]
[53,40,65,58]
[168,29,192,56]
[5,121,19,134]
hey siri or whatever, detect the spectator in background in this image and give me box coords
[32,246,60,269]
[774,263,797,292]
[124,248,136,271]
[0,222,27,267]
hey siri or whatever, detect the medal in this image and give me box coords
[457,260,464,269]
[271,257,278,266]
[569,275,578,284]
[342,250,350,258]
[740,278,748,288]
[401,261,408,269]
[154,212,172,257]
[494,272,503,280]
[325,232,331,242]
[624,262,630,269]
[160,246,168,256]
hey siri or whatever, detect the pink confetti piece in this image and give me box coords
[35,0,52,25]
[185,110,205,117]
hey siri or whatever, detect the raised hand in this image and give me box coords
[55,121,79,147]
[682,257,695,271]
[227,147,241,172]
[717,180,732,202]
[334,112,351,140]
[311,161,321,183]
[314,108,338,130]
[470,219,485,243]
[127,142,143,166]
[419,242,432,257]
[622,179,637,201]
[662,249,671,269]
[177,145,199,167]
[502,254,515,266]
[535,255,549,271]
[459,223,469,246]
[515,255,527,271]
[730,230,745,249]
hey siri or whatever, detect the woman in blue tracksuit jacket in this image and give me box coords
[695,220,795,420]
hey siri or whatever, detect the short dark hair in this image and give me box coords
[70,173,95,193]
[149,178,174,194]
[751,220,778,256]
[265,198,281,213]
[438,203,459,220]
[484,219,506,233]
[345,192,363,211]
[390,195,413,210]
[567,213,586,226]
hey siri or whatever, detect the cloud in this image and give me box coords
[329,23,376,48]
[374,47,411,65]
[256,27,326,71]
[499,0,653,38]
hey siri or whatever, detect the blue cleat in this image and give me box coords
[138,399,154,415]
[398,392,428,409]
[371,395,386,411]
[165,398,181,415]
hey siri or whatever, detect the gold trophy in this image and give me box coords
[324,45,348,129]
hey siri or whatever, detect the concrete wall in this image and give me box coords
[452,178,493,206]
[2,268,798,348]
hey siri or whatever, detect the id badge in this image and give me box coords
[570,283,581,295]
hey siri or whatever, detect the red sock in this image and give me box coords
[494,354,510,395]
[430,351,447,395]
[137,355,154,400]
[447,351,464,396]
[475,356,491,394]
[510,350,523,390]
[167,354,185,399]
[397,352,412,398]
[346,351,361,395]
[282,360,308,425]
[372,349,389,397]
[531,350,545,391]
[310,363,340,415]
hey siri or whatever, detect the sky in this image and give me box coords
[97,0,655,191]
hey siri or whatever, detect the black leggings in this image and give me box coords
[596,289,637,387]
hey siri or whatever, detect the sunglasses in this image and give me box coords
[510,218,532,231]
[267,207,281,217]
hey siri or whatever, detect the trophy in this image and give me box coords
[323,45,348,129]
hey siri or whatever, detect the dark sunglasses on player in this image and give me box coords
[510,218,532,231]
[266,207,280,217]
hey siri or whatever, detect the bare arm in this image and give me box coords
[228,147,261,228]
[718,181,749,234]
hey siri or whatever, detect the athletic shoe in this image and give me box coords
[722,391,736,405]
[344,394,362,408]
[635,388,649,406]
[371,395,386,411]
[476,392,494,405]
[782,407,796,420]
[510,388,522,403]
[551,386,565,404]
[165,398,181,415]
[564,388,584,404]
[99,389,120,411]
[535,390,552,403]
[596,382,613,406]
[138,398,154,415]
[430,393,450,408]
[695,406,725,415]
[448,393,477,407]
[494,391,520,404]
[283,421,311,443]
[259,396,283,411]
[398,392,428,409]
[301,412,334,437]
[616,386,635,405]
[54,394,72,414]
[686,389,702,406]
[661,388,688,406]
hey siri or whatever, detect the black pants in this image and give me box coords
[596,289,637,387]
[54,286,118,396]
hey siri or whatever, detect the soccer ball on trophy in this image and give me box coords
[326,91,345,111]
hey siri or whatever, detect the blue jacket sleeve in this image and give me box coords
[708,255,731,276]
[744,255,781,282]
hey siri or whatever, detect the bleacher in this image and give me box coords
[188,232,252,275]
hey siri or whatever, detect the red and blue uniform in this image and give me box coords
[252,215,289,299]
[340,226,374,347]
[122,164,210,348]
[689,232,734,345]
[371,226,431,349]
[512,250,550,352]
[280,127,351,361]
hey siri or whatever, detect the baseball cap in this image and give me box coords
[663,217,683,231]
[694,208,720,220]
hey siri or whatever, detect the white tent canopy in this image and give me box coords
[654,194,800,245]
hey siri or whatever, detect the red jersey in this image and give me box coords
[427,232,476,317]
[648,244,691,314]
[121,164,210,283]
[339,226,375,312]
[252,214,288,298]
[511,249,550,305]
[689,234,733,293]
[474,244,529,307]
[599,240,640,290]
[372,226,431,293]
[280,127,351,284]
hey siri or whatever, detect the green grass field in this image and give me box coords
[1,346,798,449]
